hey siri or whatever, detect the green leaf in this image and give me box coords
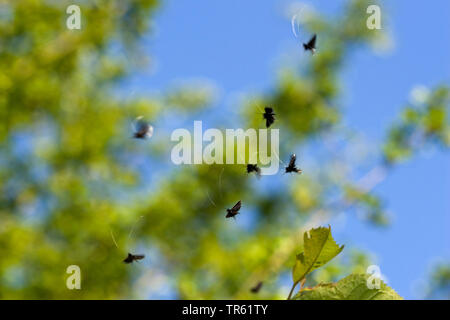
[292,226,344,284]
[293,273,403,300]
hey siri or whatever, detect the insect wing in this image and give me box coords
[251,282,263,293]
[136,121,149,135]
[145,124,154,138]
[288,154,297,168]
[307,34,317,48]
[231,201,241,212]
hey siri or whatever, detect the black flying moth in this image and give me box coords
[263,107,276,128]
[285,154,302,174]
[123,253,145,264]
[226,200,242,219]
[303,34,317,54]
[133,116,153,139]
[250,281,263,293]
[246,164,261,177]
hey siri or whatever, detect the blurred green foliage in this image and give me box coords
[424,262,450,300]
[383,86,450,164]
[0,0,448,299]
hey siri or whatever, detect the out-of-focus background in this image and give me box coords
[0,0,448,299]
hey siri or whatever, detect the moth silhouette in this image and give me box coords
[133,116,153,139]
[263,107,276,128]
[123,253,145,264]
[303,34,317,54]
[285,154,302,174]
[226,201,241,219]
[250,281,263,293]
[247,164,261,177]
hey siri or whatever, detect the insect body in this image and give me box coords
[123,253,145,264]
[263,107,276,128]
[303,34,317,54]
[246,164,261,177]
[250,281,263,293]
[226,201,242,219]
[285,154,302,174]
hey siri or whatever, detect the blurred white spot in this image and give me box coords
[410,85,430,104]
[371,32,395,55]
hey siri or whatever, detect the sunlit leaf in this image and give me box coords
[293,273,402,300]
[292,226,344,284]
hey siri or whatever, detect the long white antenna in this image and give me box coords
[128,216,144,241]
[206,190,217,207]
[110,228,119,249]
[218,167,224,199]
[291,14,300,39]
[272,149,287,166]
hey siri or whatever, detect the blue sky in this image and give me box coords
[123,0,450,299]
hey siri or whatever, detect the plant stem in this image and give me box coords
[287,280,300,300]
